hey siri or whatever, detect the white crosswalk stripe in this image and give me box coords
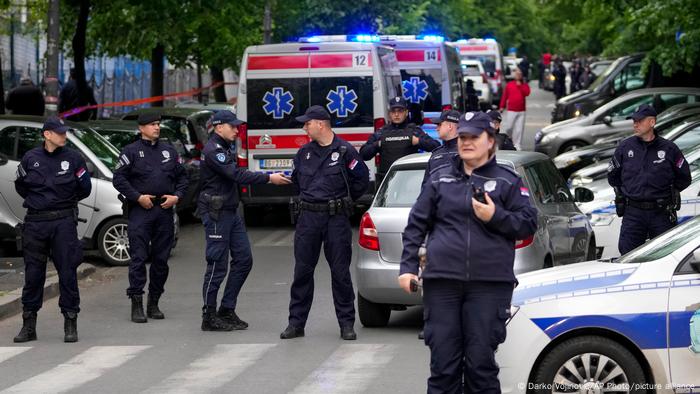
[289,344,399,394]
[0,345,150,394]
[0,348,30,364]
[143,343,276,394]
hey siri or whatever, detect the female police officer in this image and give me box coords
[399,111,537,393]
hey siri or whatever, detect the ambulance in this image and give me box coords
[236,36,402,222]
[451,38,506,104]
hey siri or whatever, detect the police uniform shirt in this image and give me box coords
[199,132,270,210]
[15,146,92,211]
[360,119,440,174]
[608,135,691,201]
[113,138,188,202]
[423,137,458,184]
[292,134,369,203]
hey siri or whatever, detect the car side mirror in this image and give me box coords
[603,116,612,125]
[85,161,96,176]
[691,250,700,273]
[0,153,7,166]
[574,187,594,203]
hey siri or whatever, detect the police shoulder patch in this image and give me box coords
[216,153,227,163]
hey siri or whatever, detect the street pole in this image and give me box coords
[45,0,60,114]
[263,0,272,44]
[10,10,16,88]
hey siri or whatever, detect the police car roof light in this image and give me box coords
[417,34,445,42]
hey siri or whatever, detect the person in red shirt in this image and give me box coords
[499,69,531,150]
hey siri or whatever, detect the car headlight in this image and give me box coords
[574,109,581,117]
[540,132,559,145]
[549,75,556,81]
[570,176,593,186]
[506,305,520,325]
[554,155,580,169]
[589,212,615,226]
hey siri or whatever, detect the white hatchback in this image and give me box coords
[461,59,492,105]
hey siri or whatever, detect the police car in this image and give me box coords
[498,216,700,394]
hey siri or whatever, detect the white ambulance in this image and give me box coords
[451,38,506,104]
[236,37,402,222]
[378,35,466,124]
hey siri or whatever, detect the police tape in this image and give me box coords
[58,81,236,118]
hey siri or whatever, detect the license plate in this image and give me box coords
[260,159,293,169]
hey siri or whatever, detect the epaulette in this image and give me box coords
[497,163,520,178]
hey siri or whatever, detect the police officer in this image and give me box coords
[488,110,516,151]
[399,112,537,393]
[113,113,188,323]
[360,96,439,187]
[13,116,92,343]
[422,109,460,186]
[199,111,290,331]
[281,105,369,340]
[608,104,691,255]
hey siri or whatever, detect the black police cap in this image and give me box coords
[295,105,331,123]
[137,113,161,125]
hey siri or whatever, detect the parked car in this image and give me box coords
[536,87,700,156]
[588,59,612,79]
[355,151,595,327]
[461,59,492,106]
[553,103,700,179]
[552,53,700,122]
[0,116,178,265]
[86,120,200,213]
[122,107,214,155]
[498,216,700,393]
[504,57,522,80]
[0,159,21,244]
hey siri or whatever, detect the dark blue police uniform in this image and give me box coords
[422,110,461,186]
[13,116,92,343]
[282,106,369,340]
[112,115,188,316]
[198,111,271,330]
[608,105,691,255]
[401,112,537,393]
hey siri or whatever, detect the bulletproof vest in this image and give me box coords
[379,126,415,174]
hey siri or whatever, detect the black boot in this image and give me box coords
[340,325,357,340]
[147,294,164,319]
[13,311,37,343]
[280,324,305,339]
[217,307,248,330]
[201,306,234,331]
[63,312,78,343]
[130,295,147,323]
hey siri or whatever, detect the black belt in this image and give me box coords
[25,208,76,222]
[299,201,332,212]
[627,199,669,210]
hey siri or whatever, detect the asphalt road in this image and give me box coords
[0,84,558,393]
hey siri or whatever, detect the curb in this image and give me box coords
[0,263,97,320]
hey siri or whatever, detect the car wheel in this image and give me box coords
[558,140,589,154]
[358,292,391,327]
[97,218,130,266]
[586,237,597,260]
[532,336,647,394]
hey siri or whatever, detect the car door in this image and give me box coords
[667,250,700,391]
[0,125,20,210]
[2,125,43,219]
[524,161,571,264]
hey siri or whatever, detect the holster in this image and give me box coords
[118,194,130,218]
[15,223,23,252]
[613,188,625,217]
[289,197,301,225]
[203,194,224,222]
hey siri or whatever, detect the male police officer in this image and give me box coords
[199,111,290,331]
[423,109,460,186]
[13,116,92,343]
[608,104,691,255]
[360,96,439,187]
[281,105,369,340]
[113,113,188,323]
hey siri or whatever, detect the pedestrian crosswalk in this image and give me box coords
[0,343,421,393]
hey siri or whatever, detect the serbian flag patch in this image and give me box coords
[348,158,358,170]
[676,157,685,168]
[520,187,530,197]
[75,167,86,178]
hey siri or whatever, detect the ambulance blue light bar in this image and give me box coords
[417,35,445,42]
[351,34,381,42]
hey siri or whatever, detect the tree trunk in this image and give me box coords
[45,0,60,114]
[151,43,165,107]
[210,66,226,102]
[263,0,272,44]
[72,0,95,120]
[0,50,5,114]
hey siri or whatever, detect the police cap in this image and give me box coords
[211,110,244,127]
[295,105,331,123]
[43,116,70,134]
[627,104,657,121]
[137,113,162,125]
[457,111,495,136]
[487,109,502,122]
[389,96,408,110]
[430,109,461,124]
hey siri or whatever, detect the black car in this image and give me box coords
[87,120,201,213]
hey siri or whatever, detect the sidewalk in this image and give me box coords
[0,257,96,319]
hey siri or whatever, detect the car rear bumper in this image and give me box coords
[355,246,422,305]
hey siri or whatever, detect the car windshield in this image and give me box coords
[374,165,425,207]
[96,129,138,150]
[588,57,623,91]
[619,216,700,264]
[462,55,496,74]
[461,63,481,76]
[70,127,120,170]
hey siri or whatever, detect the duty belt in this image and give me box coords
[627,198,670,210]
[25,208,76,222]
[299,201,333,212]
[299,198,352,216]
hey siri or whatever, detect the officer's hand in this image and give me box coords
[411,135,419,146]
[138,194,155,209]
[160,195,179,209]
[269,173,292,185]
[472,192,496,223]
[398,273,419,294]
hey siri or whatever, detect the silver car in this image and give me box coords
[0,116,178,265]
[355,151,595,327]
[536,87,700,156]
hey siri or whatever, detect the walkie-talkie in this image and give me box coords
[472,185,486,204]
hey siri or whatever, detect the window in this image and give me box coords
[378,47,402,98]
[671,125,700,151]
[613,61,644,93]
[524,162,554,205]
[310,77,374,128]
[463,55,496,74]
[18,127,43,159]
[677,248,700,275]
[540,160,573,203]
[0,126,19,159]
[374,166,425,208]
[658,94,690,112]
[462,64,481,76]
[400,68,443,112]
[606,95,654,122]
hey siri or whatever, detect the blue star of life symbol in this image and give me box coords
[262,87,294,119]
[326,86,358,117]
[402,77,429,103]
